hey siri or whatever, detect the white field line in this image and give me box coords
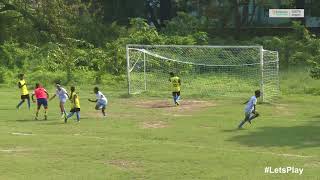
[0,149,29,153]
[11,132,34,136]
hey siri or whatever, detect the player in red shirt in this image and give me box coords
[31,83,49,120]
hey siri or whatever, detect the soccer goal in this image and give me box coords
[126,44,279,102]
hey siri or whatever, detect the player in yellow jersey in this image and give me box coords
[64,86,80,123]
[16,74,31,110]
[169,72,181,106]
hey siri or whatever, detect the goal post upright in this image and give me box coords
[126,45,131,95]
[143,51,147,91]
[260,46,265,102]
[276,51,280,93]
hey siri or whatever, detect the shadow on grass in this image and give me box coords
[311,115,320,119]
[15,119,57,123]
[226,121,320,149]
[15,119,38,122]
[0,108,16,111]
[118,93,132,98]
[43,121,65,125]
[223,129,247,132]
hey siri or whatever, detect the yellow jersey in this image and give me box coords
[170,76,181,92]
[18,79,29,95]
[70,92,80,108]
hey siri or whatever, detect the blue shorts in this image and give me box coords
[37,98,48,108]
[96,101,107,109]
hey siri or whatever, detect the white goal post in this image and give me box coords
[126,44,280,102]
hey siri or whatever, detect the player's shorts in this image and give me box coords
[244,111,259,120]
[96,101,107,109]
[37,98,48,108]
[172,91,180,97]
[21,94,30,100]
[70,108,80,112]
[59,98,67,104]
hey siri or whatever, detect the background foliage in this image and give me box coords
[0,0,320,94]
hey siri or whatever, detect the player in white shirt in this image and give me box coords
[238,90,261,129]
[88,87,108,117]
[49,83,69,118]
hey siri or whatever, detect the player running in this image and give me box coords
[64,86,80,123]
[49,83,69,118]
[16,73,31,110]
[31,83,49,120]
[88,87,107,117]
[169,72,181,106]
[238,90,261,129]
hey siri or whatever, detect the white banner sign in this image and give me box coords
[269,9,304,18]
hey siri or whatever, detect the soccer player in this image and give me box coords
[49,83,69,118]
[169,72,181,106]
[88,87,107,117]
[31,83,49,120]
[64,86,80,123]
[16,74,31,110]
[238,90,261,129]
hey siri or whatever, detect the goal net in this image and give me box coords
[126,45,279,102]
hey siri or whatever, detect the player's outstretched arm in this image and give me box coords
[74,94,77,101]
[49,94,56,101]
[31,94,36,102]
[243,100,249,104]
[88,99,97,102]
[45,91,50,99]
[18,82,25,88]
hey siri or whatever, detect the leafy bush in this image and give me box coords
[162,12,207,36]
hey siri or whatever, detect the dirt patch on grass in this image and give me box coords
[135,100,215,112]
[107,160,139,170]
[274,104,295,116]
[142,121,168,129]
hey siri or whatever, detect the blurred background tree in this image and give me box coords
[1,0,320,85]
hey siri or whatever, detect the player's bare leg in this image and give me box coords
[44,107,48,120]
[102,108,106,117]
[59,102,66,118]
[35,106,40,120]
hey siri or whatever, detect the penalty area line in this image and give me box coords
[11,132,34,136]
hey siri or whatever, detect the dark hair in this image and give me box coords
[94,87,99,92]
[255,90,261,96]
[169,72,174,76]
[35,83,41,88]
[71,86,75,92]
[19,73,24,78]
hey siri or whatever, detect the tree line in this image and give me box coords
[1,0,320,86]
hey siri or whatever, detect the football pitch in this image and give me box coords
[0,88,319,180]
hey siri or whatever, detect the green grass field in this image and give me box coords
[0,87,320,180]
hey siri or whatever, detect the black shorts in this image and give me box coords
[21,94,30,100]
[70,108,80,112]
[172,91,180,97]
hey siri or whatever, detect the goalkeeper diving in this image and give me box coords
[169,72,181,106]
[238,90,261,129]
